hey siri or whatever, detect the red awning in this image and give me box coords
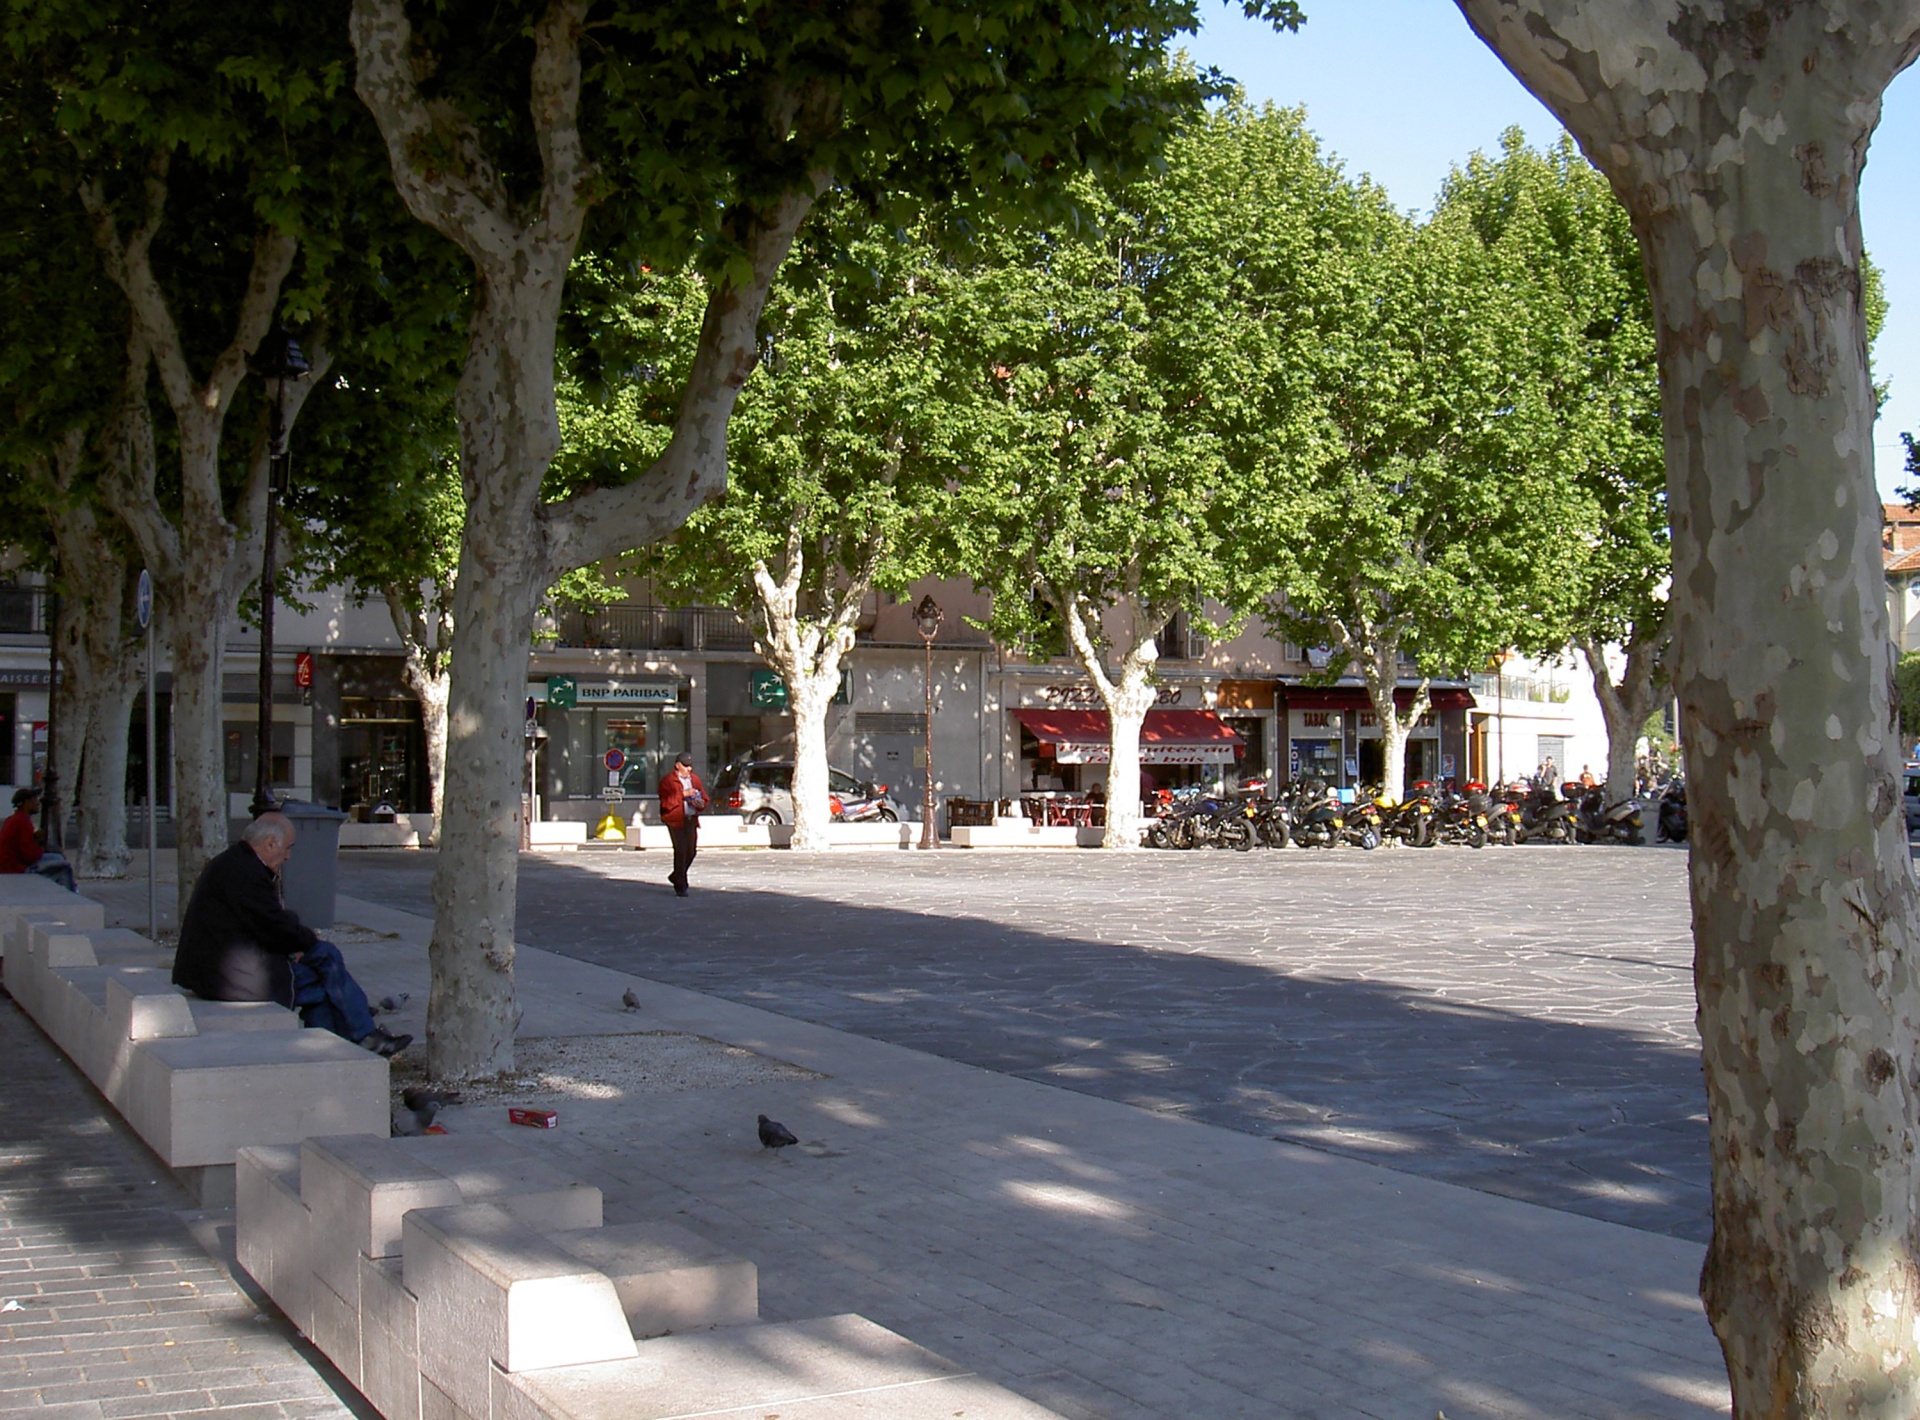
[1013,708,1243,764]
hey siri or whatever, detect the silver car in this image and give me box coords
[711,760,902,825]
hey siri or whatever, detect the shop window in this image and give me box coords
[340,698,429,814]
[551,703,688,799]
[225,720,295,792]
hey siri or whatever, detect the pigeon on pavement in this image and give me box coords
[621,988,641,1011]
[375,992,411,1014]
[392,1086,461,1137]
[757,1114,800,1150]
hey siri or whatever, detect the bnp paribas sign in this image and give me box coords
[546,678,679,706]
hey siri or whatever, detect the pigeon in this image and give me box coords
[375,992,411,1014]
[621,988,641,1011]
[757,1114,800,1150]
[392,1086,461,1136]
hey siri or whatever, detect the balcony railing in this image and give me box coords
[550,605,757,653]
[0,586,47,636]
[1469,671,1572,705]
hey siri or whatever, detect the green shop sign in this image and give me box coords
[749,670,851,710]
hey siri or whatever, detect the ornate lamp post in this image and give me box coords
[249,328,310,817]
[913,594,943,849]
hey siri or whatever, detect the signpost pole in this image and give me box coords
[137,570,156,939]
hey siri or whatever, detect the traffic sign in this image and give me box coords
[547,675,578,709]
[135,569,153,630]
[599,786,626,802]
[603,748,626,773]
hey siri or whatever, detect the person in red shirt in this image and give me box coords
[656,752,708,897]
[0,787,74,890]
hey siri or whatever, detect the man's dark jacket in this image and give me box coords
[171,841,315,1005]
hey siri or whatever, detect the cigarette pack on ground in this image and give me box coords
[507,1106,558,1129]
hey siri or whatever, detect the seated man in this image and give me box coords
[171,812,410,1057]
[0,786,76,891]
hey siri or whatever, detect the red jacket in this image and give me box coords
[0,808,43,873]
[658,769,707,829]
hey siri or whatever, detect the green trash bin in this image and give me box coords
[276,800,349,930]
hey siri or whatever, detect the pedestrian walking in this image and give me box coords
[659,752,708,897]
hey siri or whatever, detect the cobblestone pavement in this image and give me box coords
[341,842,1710,1242]
[0,996,356,1419]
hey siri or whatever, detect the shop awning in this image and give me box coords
[1014,708,1243,764]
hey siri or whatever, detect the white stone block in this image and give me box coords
[0,882,104,959]
[106,973,198,1041]
[235,1145,310,1336]
[187,999,302,1032]
[300,1135,464,1303]
[359,1255,421,1420]
[125,1030,389,1168]
[1,911,67,1011]
[549,1222,757,1337]
[494,1314,1065,1420]
[308,1272,361,1388]
[393,1135,604,1232]
[421,1374,483,1420]
[405,1202,636,1419]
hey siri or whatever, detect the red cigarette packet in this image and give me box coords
[508,1107,558,1129]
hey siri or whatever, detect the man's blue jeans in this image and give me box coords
[290,939,377,1044]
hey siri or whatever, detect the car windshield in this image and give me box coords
[828,770,862,795]
[713,764,742,792]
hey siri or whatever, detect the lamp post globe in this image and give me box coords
[247,327,311,818]
[913,595,943,849]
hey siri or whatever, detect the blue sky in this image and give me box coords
[1176,3,1920,502]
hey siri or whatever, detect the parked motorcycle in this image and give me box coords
[1437,781,1491,848]
[1372,784,1437,847]
[1287,780,1346,849]
[1515,777,1581,844]
[1656,780,1689,843]
[1568,782,1644,845]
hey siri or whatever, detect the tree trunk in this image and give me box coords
[167,578,234,889]
[412,668,449,850]
[1356,636,1422,806]
[1457,5,1920,1413]
[1580,631,1664,804]
[424,273,567,1081]
[74,675,137,878]
[386,589,452,849]
[1057,588,1165,850]
[786,675,836,850]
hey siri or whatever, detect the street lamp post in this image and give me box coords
[914,595,943,849]
[41,588,60,848]
[249,329,310,818]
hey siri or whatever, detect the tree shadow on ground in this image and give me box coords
[342,850,1711,1244]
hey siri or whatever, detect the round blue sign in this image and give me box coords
[135,569,153,630]
[603,748,626,773]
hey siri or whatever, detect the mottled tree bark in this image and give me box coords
[1579,623,1668,803]
[747,525,878,851]
[1055,575,1168,850]
[1457,4,1920,1413]
[384,587,451,847]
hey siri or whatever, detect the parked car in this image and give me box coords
[712,760,904,825]
[1905,763,1920,832]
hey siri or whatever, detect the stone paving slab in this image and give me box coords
[0,989,357,1420]
[312,889,1729,1420]
[340,846,1712,1240]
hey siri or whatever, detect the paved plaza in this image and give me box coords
[344,842,1709,1241]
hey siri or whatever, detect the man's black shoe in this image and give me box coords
[675,886,689,897]
[361,1027,413,1058]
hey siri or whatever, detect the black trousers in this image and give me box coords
[668,818,699,890]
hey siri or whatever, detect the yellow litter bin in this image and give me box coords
[593,810,627,842]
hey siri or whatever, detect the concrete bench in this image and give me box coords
[6,913,387,1199]
[495,1313,1064,1420]
[236,1132,1062,1420]
[0,876,103,961]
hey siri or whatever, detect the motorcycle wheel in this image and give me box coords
[1356,828,1381,851]
[1413,821,1437,848]
[1467,826,1487,849]
[877,807,898,823]
[1146,824,1171,850]
[1219,820,1254,852]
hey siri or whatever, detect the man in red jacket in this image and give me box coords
[657,752,707,897]
[0,786,74,890]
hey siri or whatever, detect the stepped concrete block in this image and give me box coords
[188,998,302,1032]
[81,927,170,968]
[37,966,111,1082]
[0,883,103,962]
[393,1135,604,1232]
[236,1146,311,1336]
[309,1272,362,1389]
[106,972,198,1040]
[1,911,67,1011]
[493,1314,1064,1420]
[126,1030,389,1168]
[549,1221,758,1337]
[300,1135,465,1302]
[33,920,100,968]
[421,1375,483,1420]
[405,1202,636,1419]
[360,1255,422,1420]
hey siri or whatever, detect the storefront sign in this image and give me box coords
[547,675,578,708]
[534,678,677,707]
[1039,683,1184,709]
[749,669,851,709]
[294,652,314,688]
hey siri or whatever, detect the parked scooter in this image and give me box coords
[1372,784,1437,847]
[1568,782,1645,845]
[1287,780,1346,849]
[1656,780,1689,843]
[1516,776,1581,844]
[1437,780,1491,848]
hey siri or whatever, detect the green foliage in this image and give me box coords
[940,101,1338,663]
[1898,652,1920,742]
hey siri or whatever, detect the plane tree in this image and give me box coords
[348,0,1265,1076]
[1456,2,1920,1411]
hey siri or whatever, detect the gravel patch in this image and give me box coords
[391,1031,822,1105]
